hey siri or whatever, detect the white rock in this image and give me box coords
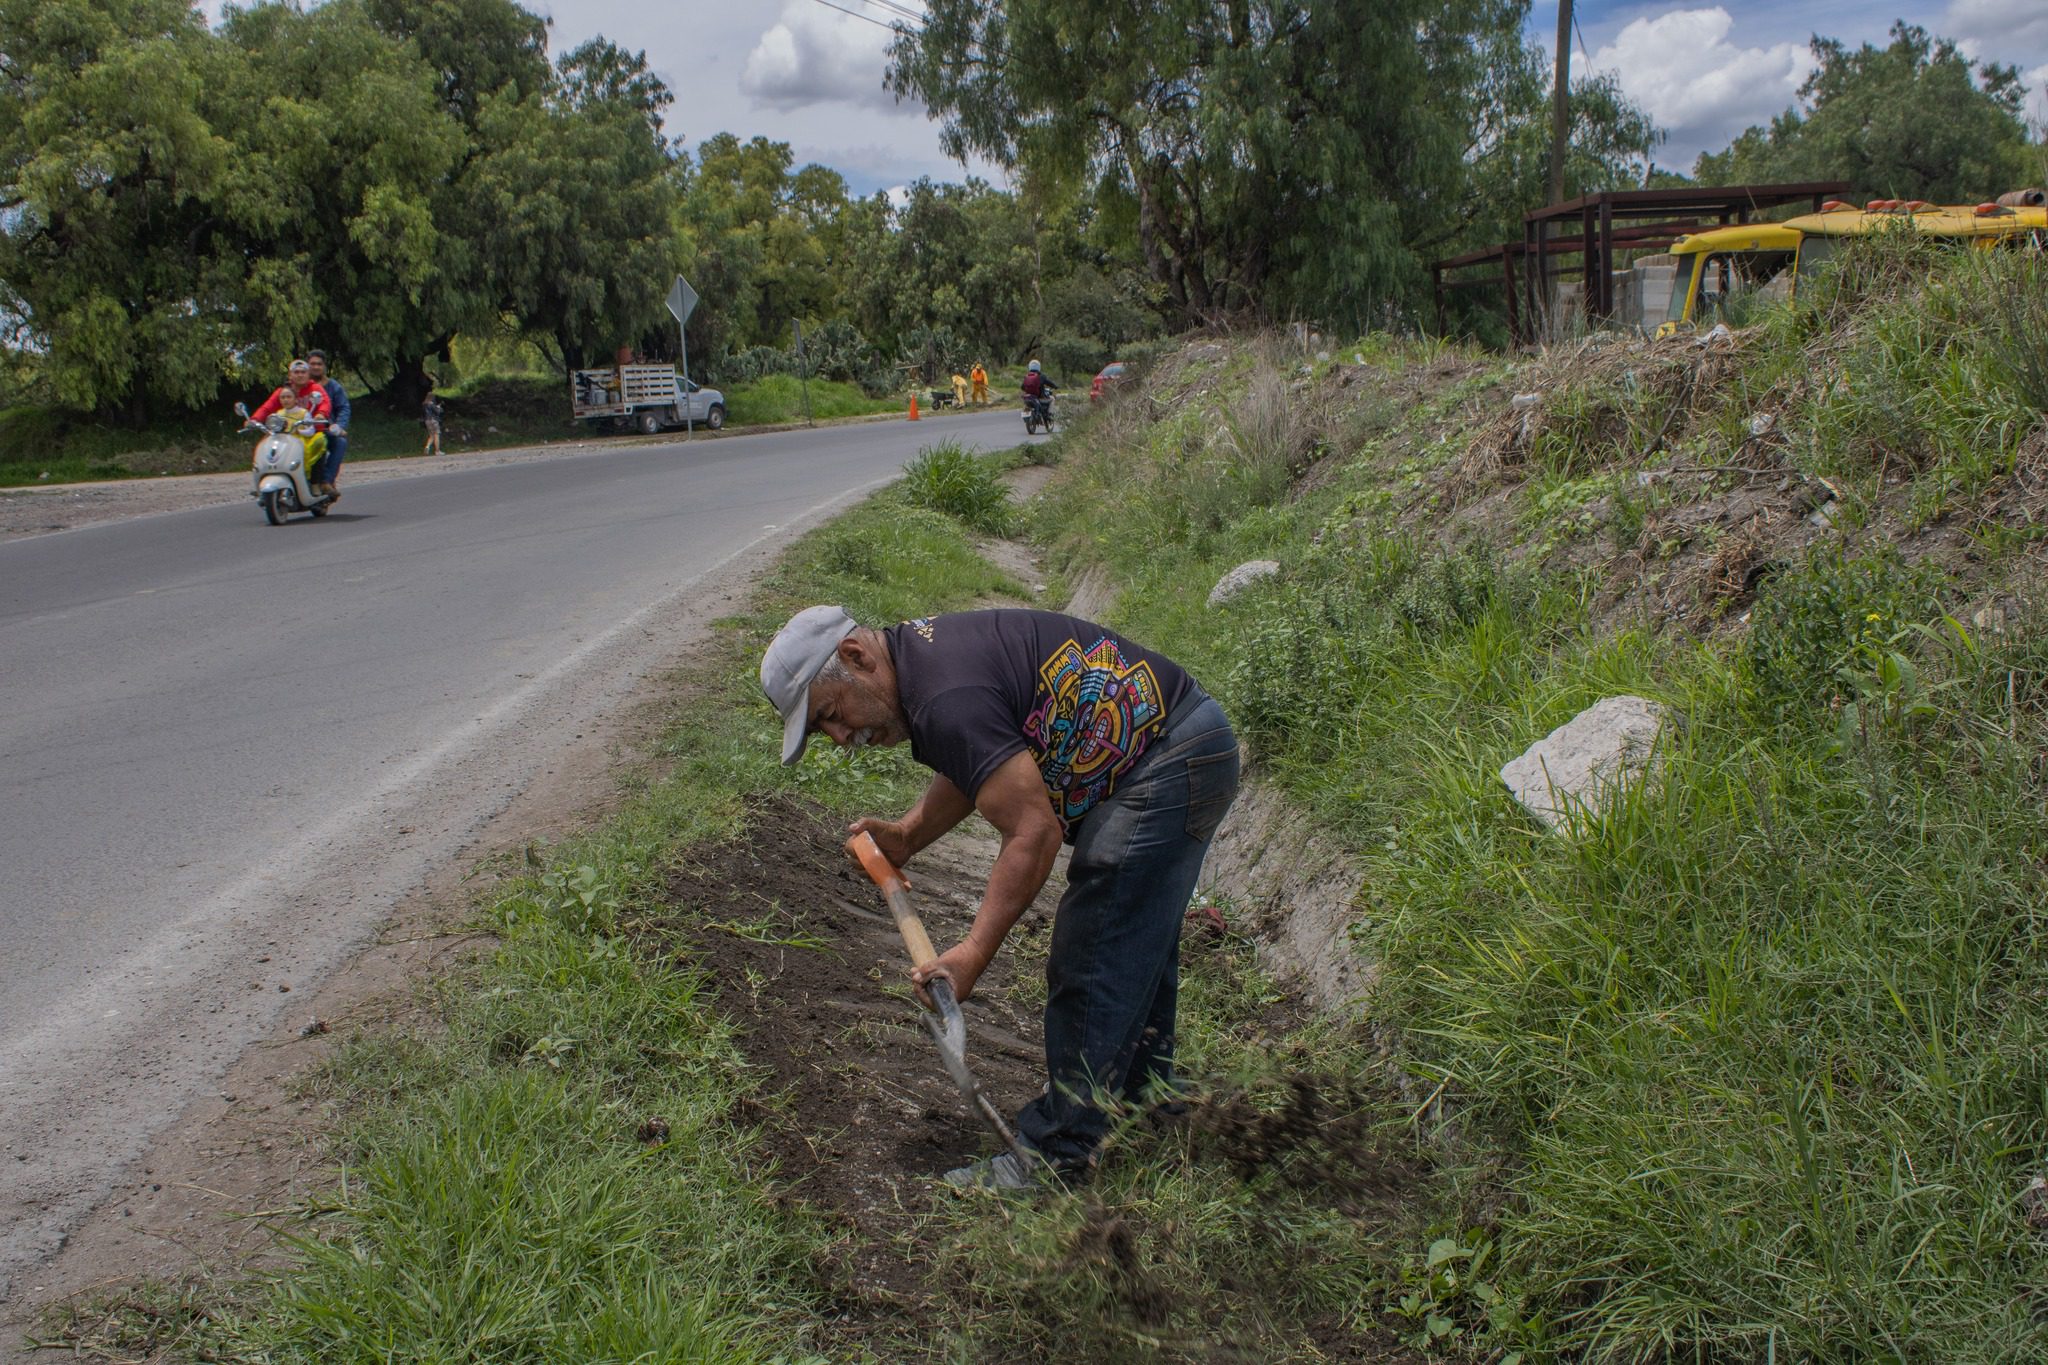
[1748,412,1775,437]
[1510,392,1543,411]
[1207,559,1282,609]
[1500,696,1671,833]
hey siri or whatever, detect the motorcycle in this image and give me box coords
[235,401,337,525]
[1023,391,1056,435]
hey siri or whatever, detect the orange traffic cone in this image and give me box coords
[908,392,921,421]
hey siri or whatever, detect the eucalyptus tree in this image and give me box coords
[891,0,1656,330]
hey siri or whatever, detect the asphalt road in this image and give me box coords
[0,409,1026,1299]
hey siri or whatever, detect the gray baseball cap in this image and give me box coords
[760,604,859,764]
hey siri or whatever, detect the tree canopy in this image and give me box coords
[0,0,1171,417]
[1695,23,2038,202]
[889,0,1657,331]
[0,0,677,414]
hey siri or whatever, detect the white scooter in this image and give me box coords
[235,401,338,525]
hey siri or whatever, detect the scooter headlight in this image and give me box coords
[265,414,287,433]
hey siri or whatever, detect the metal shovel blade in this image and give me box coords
[923,977,1031,1161]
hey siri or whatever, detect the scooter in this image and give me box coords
[1023,391,1056,435]
[235,401,337,525]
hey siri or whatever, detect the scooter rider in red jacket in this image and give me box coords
[251,359,334,428]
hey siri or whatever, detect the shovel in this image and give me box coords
[845,831,1033,1165]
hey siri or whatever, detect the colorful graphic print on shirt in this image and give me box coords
[1023,636,1168,828]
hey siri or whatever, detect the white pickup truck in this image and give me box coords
[571,364,726,434]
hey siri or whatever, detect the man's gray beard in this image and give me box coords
[848,727,878,751]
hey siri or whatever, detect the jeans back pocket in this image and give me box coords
[1183,747,1240,842]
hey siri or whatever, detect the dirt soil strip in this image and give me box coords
[657,796,1059,1316]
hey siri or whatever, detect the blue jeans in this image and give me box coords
[1015,692,1240,1170]
[314,433,346,483]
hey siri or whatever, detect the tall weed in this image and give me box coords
[899,438,1015,535]
[1966,247,2048,413]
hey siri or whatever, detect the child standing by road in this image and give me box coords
[421,387,444,457]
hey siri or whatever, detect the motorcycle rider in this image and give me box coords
[1021,360,1056,424]
[1021,360,1057,401]
[306,350,350,503]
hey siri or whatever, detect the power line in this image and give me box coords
[806,0,921,34]
[862,0,928,23]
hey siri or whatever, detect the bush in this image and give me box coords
[899,439,1014,535]
[895,324,972,387]
[1393,543,1535,638]
[1151,358,1316,537]
[1746,545,1948,716]
[714,322,886,395]
[723,375,895,426]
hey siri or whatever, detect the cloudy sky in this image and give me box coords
[1553,0,2048,171]
[208,2,2048,191]
[520,0,969,195]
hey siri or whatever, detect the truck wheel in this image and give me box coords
[705,404,725,431]
[637,411,662,436]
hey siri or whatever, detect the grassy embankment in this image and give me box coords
[0,373,901,488]
[1019,238,2048,1359]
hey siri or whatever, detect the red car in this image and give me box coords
[1089,362,1128,402]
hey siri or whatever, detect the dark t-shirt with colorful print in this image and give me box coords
[885,609,1193,837]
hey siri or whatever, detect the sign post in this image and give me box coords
[792,319,814,428]
[665,275,700,435]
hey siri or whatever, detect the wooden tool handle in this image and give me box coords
[845,831,938,968]
[846,830,905,893]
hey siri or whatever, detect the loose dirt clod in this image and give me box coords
[1070,1200,1172,1329]
[1190,1071,1420,1208]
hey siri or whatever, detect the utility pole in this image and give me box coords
[1547,0,1573,207]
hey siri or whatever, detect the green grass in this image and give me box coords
[899,438,1016,535]
[724,373,898,426]
[1027,324,2048,1359]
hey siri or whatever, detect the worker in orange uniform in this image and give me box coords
[970,362,990,406]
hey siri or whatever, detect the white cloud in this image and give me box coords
[741,2,916,116]
[1945,0,2048,127]
[1945,0,2048,63]
[1576,8,1815,168]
